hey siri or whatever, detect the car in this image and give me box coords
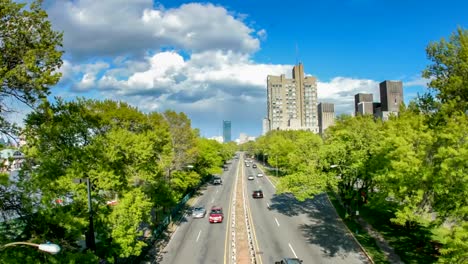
[209,206,224,223]
[248,175,255,180]
[257,173,263,177]
[245,163,250,167]
[252,164,257,168]
[275,258,303,264]
[192,206,206,218]
[252,190,263,198]
[212,176,222,185]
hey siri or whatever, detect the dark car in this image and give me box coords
[252,164,257,168]
[252,190,263,198]
[212,176,222,185]
[275,258,303,264]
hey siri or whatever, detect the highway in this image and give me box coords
[159,154,370,263]
[244,161,370,263]
[159,158,238,264]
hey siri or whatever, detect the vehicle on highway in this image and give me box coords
[248,175,255,180]
[275,258,303,264]
[208,206,224,223]
[192,206,206,218]
[212,176,222,185]
[245,163,250,167]
[252,190,263,198]
[252,164,257,168]
[257,173,263,177]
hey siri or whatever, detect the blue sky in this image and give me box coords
[34,0,468,139]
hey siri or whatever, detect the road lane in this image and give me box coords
[159,158,239,264]
[246,162,370,263]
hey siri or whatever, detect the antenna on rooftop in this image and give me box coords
[295,42,299,65]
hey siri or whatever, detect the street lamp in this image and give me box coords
[330,164,359,217]
[1,242,61,254]
[73,177,96,252]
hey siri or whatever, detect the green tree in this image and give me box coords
[423,27,468,114]
[323,115,383,214]
[0,0,63,136]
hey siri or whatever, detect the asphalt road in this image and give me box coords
[159,155,370,264]
[159,158,239,264]
[245,163,370,264]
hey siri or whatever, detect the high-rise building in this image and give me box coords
[266,63,318,133]
[318,103,335,135]
[354,93,374,116]
[223,120,231,143]
[380,80,403,112]
[262,118,270,135]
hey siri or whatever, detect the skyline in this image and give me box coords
[11,0,466,139]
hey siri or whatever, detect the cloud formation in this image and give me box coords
[45,1,417,137]
[47,0,261,58]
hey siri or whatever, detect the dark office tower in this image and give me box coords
[318,103,335,135]
[380,80,403,112]
[223,120,231,143]
[354,93,374,116]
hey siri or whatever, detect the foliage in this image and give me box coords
[1,97,217,262]
[0,0,63,136]
[423,27,468,114]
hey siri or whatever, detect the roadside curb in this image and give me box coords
[324,193,375,264]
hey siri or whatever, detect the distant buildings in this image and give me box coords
[318,103,335,135]
[265,63,319,133]
[355,93,374,116]
[262,118,269,136]
[223,120,231,143]
[354,80,404,121]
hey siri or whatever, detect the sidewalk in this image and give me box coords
[331,192,403,264]
[356,217,404,264]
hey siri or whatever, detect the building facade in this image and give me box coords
[262,118,270,135]
[266,63,319,133]
[380,80,403,112]
[318,103,335,135]
[222,120,231,143]
[354,93,374,116]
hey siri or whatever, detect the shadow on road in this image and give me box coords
[270,193,365,260]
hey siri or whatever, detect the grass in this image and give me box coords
[327,193,390,264]
[358,200,439,264]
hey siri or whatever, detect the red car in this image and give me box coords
[208,206,224,223]
[252,190,264,199]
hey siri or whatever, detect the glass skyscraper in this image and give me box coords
[223,120,231,143]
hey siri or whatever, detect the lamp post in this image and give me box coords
[275,155,278,177]
[330,164,359,217]
[73,177,96,252]
[1,242,61,254]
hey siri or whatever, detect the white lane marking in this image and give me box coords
[196,230,202,242]
[265,173,276,188]
[216,189,218,193]
[211,198,214,203]
[288,243,298,258]
[266,202,270,208]
[275,218,280,227]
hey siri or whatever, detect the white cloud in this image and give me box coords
[318,77,379,115]
[46,0,261,58]
[404,76,431,87]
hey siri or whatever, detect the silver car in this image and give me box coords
[192,206,206,218]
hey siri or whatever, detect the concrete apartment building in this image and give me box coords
[266,63,319,133]
[355,93,374,116]
[354,80,404,121]
[318,102,335,135]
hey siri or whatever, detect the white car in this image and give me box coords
[248,175,255,180]
[257,173,263,177]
